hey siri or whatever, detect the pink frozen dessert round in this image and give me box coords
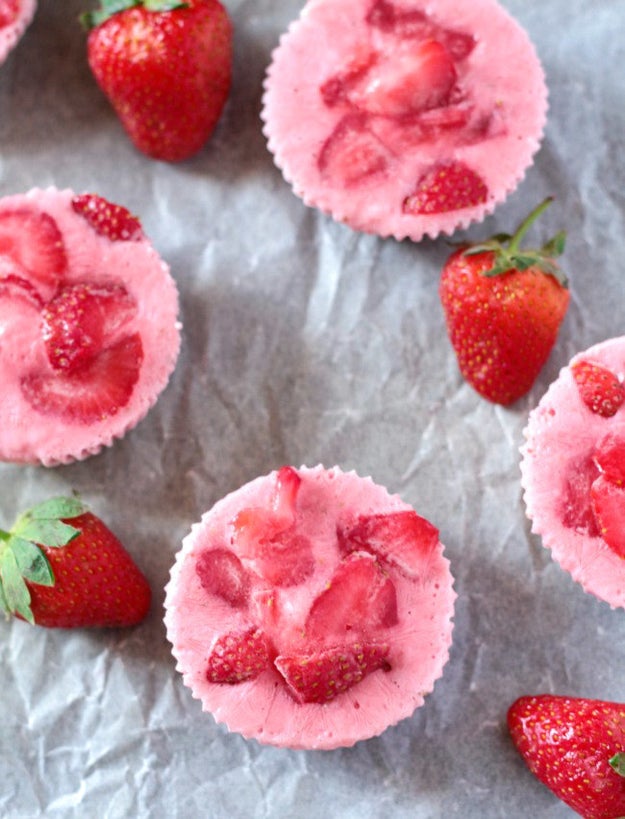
[521,337,625,609]
[164,464,456,750]
[262,0,547,240]
[0,187,181,465]
[0,0,36,64]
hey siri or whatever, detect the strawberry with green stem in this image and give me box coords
[439,197,569,405]
[0,496,151,627]
[84,0,232,162]
[508,694,625,818]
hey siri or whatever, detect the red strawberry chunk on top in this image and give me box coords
[572,360,625,418]
[206,626,273,685]
[271,465,302,523]
[0,273,45,310]
[71,194,144,242]
[21,333,144,424]
[0,207,67,299]
[403,161,488,214]
[195,547,250,608]
[593,434,625,485]
[305,551,398,642]
[560,453,601,536]
[41,282,137,373]
[337,510,440,577]
[348,40,457,118]
[318,114,390,187]
[275,642,391,704]
[590,474,625,559]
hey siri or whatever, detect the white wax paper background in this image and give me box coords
[0,1,623,817]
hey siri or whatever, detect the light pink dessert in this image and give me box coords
[0,0,36,64]
[521,337,625,608]
[262,0,547,240]
[164,464,455,750]
[0,187,181,465]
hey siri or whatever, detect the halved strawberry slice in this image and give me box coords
[318,114,390,187]
[275,641,391,703]
[0,273,45,310]
[593,434,625,486]
[253,531,315,587]
[403,161,488,214]
[41,282,137,373]
[572,360,625,418]
[71,194,144,242]
[337,510,440,577]
[560,454,601,536]
[305,551,398,641]
[21,333,144,423]
[349,40,457,118]
[590,474,625,558]
[206,626,273,685]
[0,207,67,298]
[195,547,250,609]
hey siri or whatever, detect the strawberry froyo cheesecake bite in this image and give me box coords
[262,0,547,240]
[0,187,181,465]
[521,337,625,608]
[164,465,455,750]
[0,0,36,65]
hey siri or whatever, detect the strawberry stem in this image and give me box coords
[507,197,554,254]
[609,752,625,777]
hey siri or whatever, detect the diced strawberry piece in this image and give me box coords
[0,0,19,28]
[41,282,137,373]
[572,360,625,418]
[250,587,281,630]
[403,161,488,214]
[0,273,45,309]
[318,114,389,187]
[0,207,67,298]
[230,507,287,558]
[320,50,377,108]
[195,547,250,608]
[366,0,430,38]
[21,333,143,423]
[275,641,391,704]
[593,434,625,485]
[560,453,601,536]
[438,29,476,61]
[206,626,272,685]
[590,474,625,558]
[305,552,398,642]
[337,510,439,577]
[349,40,457,118]
[253,531,315,587]
[271,465,302,524]
[71,194,144,242]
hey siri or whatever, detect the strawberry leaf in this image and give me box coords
[11,537,54,586]
[609,753,625,778]
[0,547,33,623]
[13,519,81,548]
[82,0,188,29]
[23,496,87,521]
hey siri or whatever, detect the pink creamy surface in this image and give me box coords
[0,188,181,465]
[164,465,455,750]
[0,0,36,64]
[521,338,625,609]
[262,0,547,240]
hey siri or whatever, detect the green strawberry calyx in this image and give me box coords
[609,752,625,777]
[0,496,87,624]
[82,0,188,30]
[462,197,568,286]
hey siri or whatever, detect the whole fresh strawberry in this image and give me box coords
[84,0,232,162]
[439,198,569,405]
[0,496,151,627]
[508,694,625,818]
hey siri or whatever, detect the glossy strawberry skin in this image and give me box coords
[27,512,151,628]
[508,695,625,819]
[440,248,569,405]
[87,0,232,162]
